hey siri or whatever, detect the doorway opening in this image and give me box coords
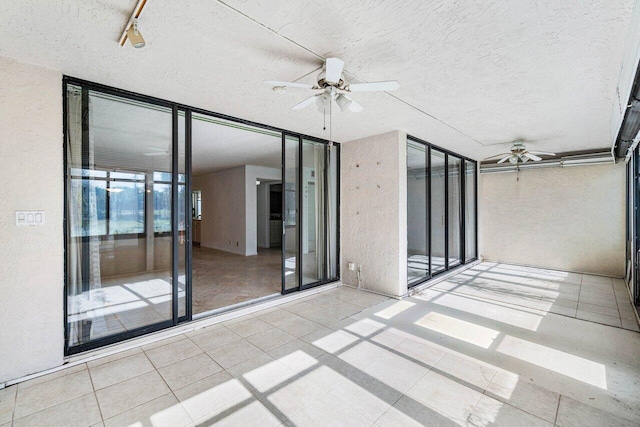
[191,115,283,315]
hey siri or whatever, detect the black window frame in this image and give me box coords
[406,134,478,288]
[63,76,341,355]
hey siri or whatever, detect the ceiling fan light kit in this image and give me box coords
[264,57,400,114]
[484,141,556,166]
[265,56,400,148]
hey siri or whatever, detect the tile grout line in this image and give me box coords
[10,383,17,426]
[134,345,197,426]
[553,394,562,426]
[86,363,106,425]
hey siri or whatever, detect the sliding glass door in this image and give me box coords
[283,135,339,293]
[407,136,477,286]
[431,149,447,275]
[407,140,429,284]
[65,83,187,353]
[65,78,340,353]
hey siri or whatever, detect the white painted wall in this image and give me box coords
[193,165,280,256]
[193,166,247,255]
[245,166,281,255]
[257,183,270,248]
[481,163,625,277]
[341,131,408,297]
[0,57,64,383]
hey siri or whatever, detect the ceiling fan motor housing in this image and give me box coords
[317,70,344,89]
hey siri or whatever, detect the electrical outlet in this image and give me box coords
[348,262,356,271]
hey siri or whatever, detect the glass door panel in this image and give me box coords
[407,140,429,285]
[65,86,175,350]
[177,111,187,318]
[465,160,477,262]
[431,149,446,274]
[448,156,462,267]
[283,135,300,292]
[302,139,327,286]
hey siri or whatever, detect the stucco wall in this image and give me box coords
[341,131,407,297]
[481,163,625,276]
[0,57,64,383]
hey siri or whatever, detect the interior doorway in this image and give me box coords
[191,115,283,315]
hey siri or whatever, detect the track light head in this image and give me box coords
[126,19,146,49]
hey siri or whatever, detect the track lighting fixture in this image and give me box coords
[119,0,148,49]
[126,19,146,49]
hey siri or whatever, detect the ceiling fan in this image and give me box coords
[264,57,400,113]
[483,141,556,164]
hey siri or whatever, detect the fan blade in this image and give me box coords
[325,58,345,83]
[524,152,542,161]
[264,80,313,89]
[497,155,512,164]
[528,150,555,156]
[144,152,167,157]
[482,153,511,161]
[343,95,364,112]
[291,95,317,110]
[348,80,400,92]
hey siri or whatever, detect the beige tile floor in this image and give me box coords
[433,262,639,331]
[2,262,639,426]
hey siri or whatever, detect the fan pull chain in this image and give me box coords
[323,109,326,131]
[329,98,333,149]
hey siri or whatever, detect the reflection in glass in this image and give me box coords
[177,112,187,317]
[465,160,477,262]
[302,139,327,285]
[284,135,299,291]
[328,146,338,279]
[448,156,462,267]
[431,149,446,274]
[407,140,428,285]
[65,86,175,348]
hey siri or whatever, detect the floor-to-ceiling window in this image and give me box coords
[283,134,340,293]
[64,83,187,353]
[64,78,339,353]
[406,136,477,287]
[407,140,429,284]
[626,148,640,308]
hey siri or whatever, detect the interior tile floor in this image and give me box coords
[193,247,282,313]
[2,262,639,426]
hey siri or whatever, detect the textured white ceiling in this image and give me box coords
[0,0,634,160]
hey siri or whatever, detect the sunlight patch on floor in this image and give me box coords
[496,335,607,389]
[374,300,415,320]
[415,312,500,348]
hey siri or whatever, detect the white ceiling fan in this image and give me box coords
[483,141,556,164]
[264,57,400,113]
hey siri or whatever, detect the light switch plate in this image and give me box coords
[15,210,45,226]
